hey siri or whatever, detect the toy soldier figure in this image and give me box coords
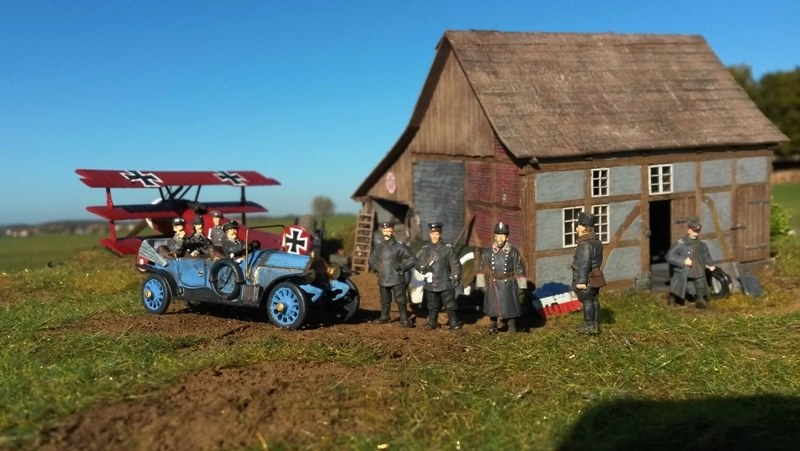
[571,212,605,334]
[186,216,213,257]
[476,222,527,334]
[666,218,716,309]
[167,217,189,257]
[208,210,226,247]
[222,220,246,259]
[415,222,463,331]
[368,221,417,327]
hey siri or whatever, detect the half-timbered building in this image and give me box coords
[352,30,787,289]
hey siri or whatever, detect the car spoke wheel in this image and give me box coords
[142,274,171,314]
[266,282,307,329]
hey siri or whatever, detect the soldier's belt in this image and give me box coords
[491,273,517,280]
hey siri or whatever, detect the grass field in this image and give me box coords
[2,237,800,449]
[772,183,800,231]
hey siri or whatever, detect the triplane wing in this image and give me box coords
[77,169,283,255]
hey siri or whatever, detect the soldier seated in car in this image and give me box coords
[161,217,189,257]
[186,216,214,257]
[222,221,247,260]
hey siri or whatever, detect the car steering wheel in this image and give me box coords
[248,240,261,252]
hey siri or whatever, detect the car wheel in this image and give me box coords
[142,274,171,314]
[209,259,244,301]
[265,281,308,329]
[342,279,360,322]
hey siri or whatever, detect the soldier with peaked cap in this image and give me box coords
[167,217,189,257]
[476,222,527,334]
[222,220,246,259]
[186,216,213,257]
[666,217,716,309]
[208,210,226,247]
[415,222,463,330]
[571,211,605,333]
[368,221,418,327]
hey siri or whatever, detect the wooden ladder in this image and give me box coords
[351,205,375,273]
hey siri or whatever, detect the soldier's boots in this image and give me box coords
[667,294,678,307]
[695,296,709,309]
[424,310,440,330]
[447,311,462,331]
[488,318,499,335]
[507,318,518,333]
[372,304,391,324]
[398,308,414,328]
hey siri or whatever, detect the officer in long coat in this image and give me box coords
[571,212,605,333]
[476,222,527,334]
[415,222,463,330]
[666,218,716,308]
[208,210,226,248]
[368,221,417,327]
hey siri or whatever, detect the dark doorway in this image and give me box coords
[649,200,671,264]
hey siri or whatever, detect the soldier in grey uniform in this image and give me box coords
[222,220,246,259]
[208,210,226,248]
[167,217,189,257]
[571,212,605,334]
[476,222,527,334]
[186,216,213,257]
[368,221,417,327]
[415,222,463,331]
[666,218,716,309]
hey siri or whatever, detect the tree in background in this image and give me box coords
[729,65,800,158]
[312,196,335,219]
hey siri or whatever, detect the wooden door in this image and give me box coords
[670,195,697,242]
[734,184,770,262]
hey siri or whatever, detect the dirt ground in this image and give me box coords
[27,272,498,450]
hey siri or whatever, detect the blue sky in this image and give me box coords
[1,0,798,225]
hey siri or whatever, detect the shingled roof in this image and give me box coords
[446,30,787,158]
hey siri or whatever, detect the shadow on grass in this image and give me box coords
[558,395,800,451]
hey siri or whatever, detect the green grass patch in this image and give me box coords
[773,183,800,231]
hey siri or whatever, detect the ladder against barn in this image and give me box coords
[351,205,375,273]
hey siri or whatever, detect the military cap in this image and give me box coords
[494,222,510,235]
[687,218,702,232]
[379,221,394,229]
[428,222,443,232]
[223,220,239,231]
[172,217,186,226]
[210,210,223,218]
[576,212,596,227]
[192,216,204,225]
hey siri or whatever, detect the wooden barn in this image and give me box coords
[351,30,788,290]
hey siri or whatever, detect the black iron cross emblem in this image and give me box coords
[283,228,309,254]
[214,171,248,186]
[120,170,162,187]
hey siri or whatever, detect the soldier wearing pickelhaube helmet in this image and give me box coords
[415,222,463,330]
[368,221,417,327]
[167,217,189,257]
[476,222,527,334]
[571,211,605,333]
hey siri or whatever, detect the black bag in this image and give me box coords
[739,273,763,298]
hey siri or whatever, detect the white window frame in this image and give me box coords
[591,168,609,197]
[592,204,609,243]
[649,164,673,194]
[562,206,583,248]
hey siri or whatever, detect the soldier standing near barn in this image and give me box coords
[665,218,716,309]
[415,222,463,331]
[571,212,605,334]
[476,222,527,334]
[368,221,417,327]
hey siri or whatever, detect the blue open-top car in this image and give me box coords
[135,238,359,329]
